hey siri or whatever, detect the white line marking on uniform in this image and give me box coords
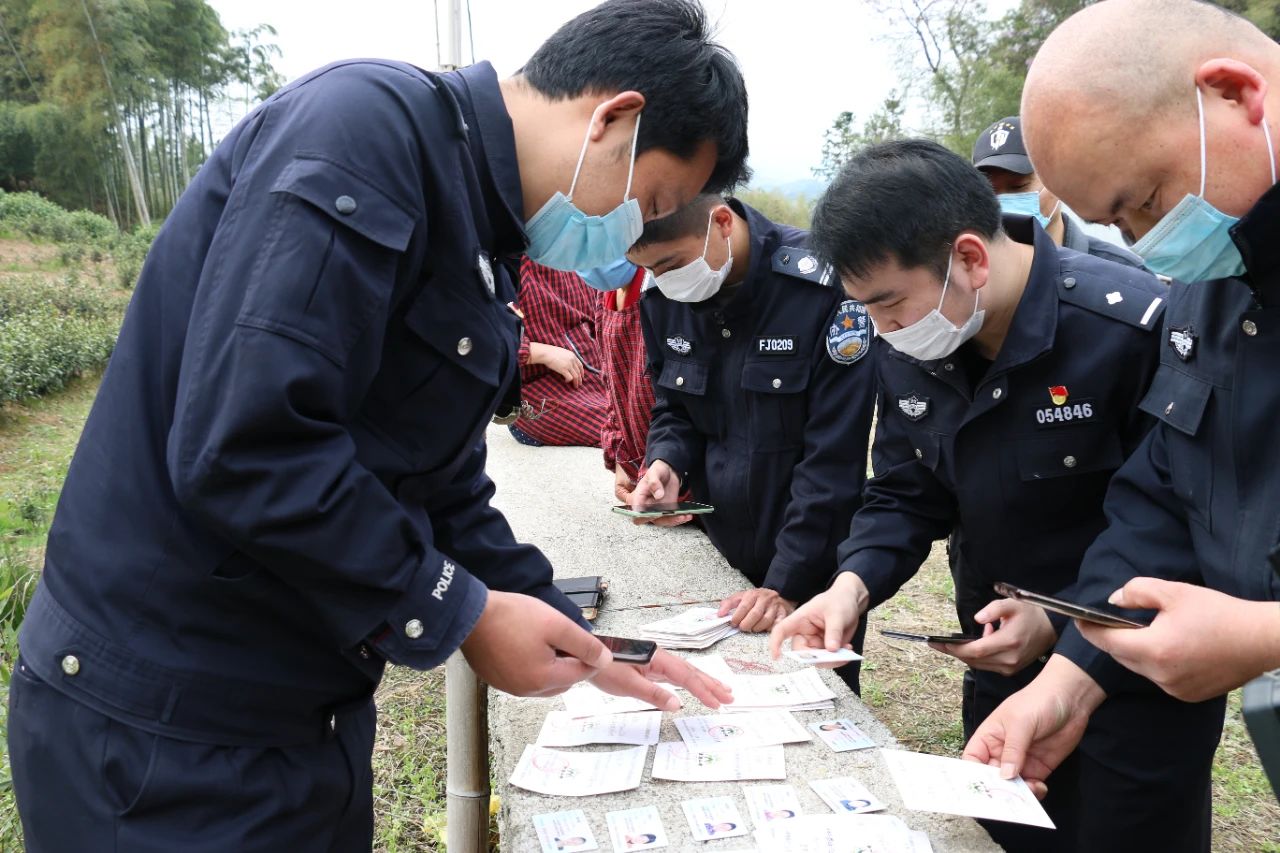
[1140,297,1164,327]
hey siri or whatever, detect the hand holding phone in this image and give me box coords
[994,582,1150,629]
[594,635,658,665]
[612,501,714,519]
[880,630,982,644]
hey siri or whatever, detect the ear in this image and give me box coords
[953,232,992,291]
[587,90,647,142]
[1197,58,1268,124]
[710,203,733,239]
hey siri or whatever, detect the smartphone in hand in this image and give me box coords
[994,582,1150,629]
[612,501,714,519]
[880,630,982,644]
[595,635,658,665]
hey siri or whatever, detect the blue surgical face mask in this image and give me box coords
[525,110,644,272]
[1132,87,1276,281]
[577,257,639,292]
[999,188,1061,229]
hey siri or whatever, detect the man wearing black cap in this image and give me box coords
[973,116,1144,268]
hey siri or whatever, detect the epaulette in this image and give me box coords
[772,246,836,286]
[1056,254,1167,331]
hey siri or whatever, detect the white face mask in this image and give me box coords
[654,210,733,302]
[877,252,985,361]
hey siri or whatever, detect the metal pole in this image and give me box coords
[446,652,490,852]
[440,0,464,70]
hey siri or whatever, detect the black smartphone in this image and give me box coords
[880,629,982,644]
[612,501,714,518]
[994,582,1150,629]
[596,634,657,665]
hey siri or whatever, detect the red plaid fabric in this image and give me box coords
[599,268,655,480]
[513,257,609,446]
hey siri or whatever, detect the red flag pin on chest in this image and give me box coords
[1049,385,1069,406]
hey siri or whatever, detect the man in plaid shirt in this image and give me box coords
[511,257,610,447]
[599,263,660,502]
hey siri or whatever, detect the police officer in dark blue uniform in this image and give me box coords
[972,115,1144,268]
[624,194,876,688]
[6,2,749,849]
[964,0,1280,804]
[770,140,1224,852]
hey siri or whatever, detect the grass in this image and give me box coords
[372,667,450,853]
[0,369,103,851]
[862,542,1280,853]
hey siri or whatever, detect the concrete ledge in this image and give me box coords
[483,426,1000,852]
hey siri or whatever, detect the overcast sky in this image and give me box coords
[207,0,1015,189]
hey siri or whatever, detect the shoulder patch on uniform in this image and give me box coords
[1056,260,1167,331]
[773,246,836,286]
[826,299,871,365]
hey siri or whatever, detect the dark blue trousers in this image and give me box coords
[963,669,1224,853]
[8,657,376,853]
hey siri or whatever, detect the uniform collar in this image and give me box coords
[1232,181,1280,296]
[440,62,526,256]
[970,214,1058,372]
[1060,215,1090,255]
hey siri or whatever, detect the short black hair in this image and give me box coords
[632,193,723,249]
[521,0,750,192]
[811,138,1002,281]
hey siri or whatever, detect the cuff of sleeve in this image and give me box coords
[373,559,489,670]
[1053,623,1133,696]
[518,333,531,366]
[1047,611,1070,637]
[763,562,821,603]
[834,550,904,611]
[645,443,692,485]
[602,432,622,471]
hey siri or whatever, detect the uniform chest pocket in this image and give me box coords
[741,358,811,451]
[657,359,717,433]
[1139,367,1215,526]
[362,282,512,468]
[1015,427,1124,480]
[239,156,417,368]
[1014,426,1125,522]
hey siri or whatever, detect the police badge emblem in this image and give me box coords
[826,299,871,365]
[898,393,929,421]
[990,126,1010,150]
[666,335,693,355]
[1169,326,1196,361]
[477,251,496,299]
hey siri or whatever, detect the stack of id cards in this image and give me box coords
[638,607,739,650]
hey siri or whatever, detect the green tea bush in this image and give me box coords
[0,309,117,401]
[0,190,158,287]
[113,222,160,289]
[0,191,115,246]
[0,272,118,403]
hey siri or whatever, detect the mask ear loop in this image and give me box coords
[1195,87,1208,198]
[1037,188,1062,222]
[936,251,956,311]
[568,109,643,204]
[1262,114,1276,184]
[566,105,601,202]
[623,113,641,202]
[701,208,716,259]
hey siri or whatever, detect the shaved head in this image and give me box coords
[1022,0,1280,240]
[1026,1,1269,127]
